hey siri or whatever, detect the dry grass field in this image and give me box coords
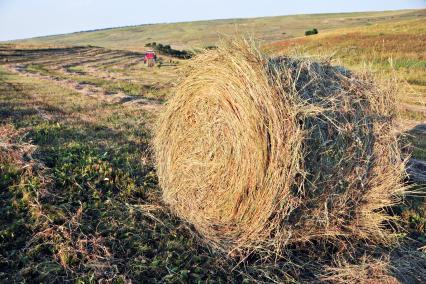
[13,9,424,51]
[1,9,425,283]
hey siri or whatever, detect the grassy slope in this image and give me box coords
[266,14,426,160]
[13,9,424,51]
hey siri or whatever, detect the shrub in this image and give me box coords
[144,42,193,59]
[305,28,318,36]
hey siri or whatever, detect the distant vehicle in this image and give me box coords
[144,50,157,67]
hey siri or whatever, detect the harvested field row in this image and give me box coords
[5,64,162,110]
[0,45,180,102]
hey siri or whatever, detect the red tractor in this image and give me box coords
[144,50,157,67]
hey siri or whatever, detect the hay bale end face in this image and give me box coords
[154,40,406,256]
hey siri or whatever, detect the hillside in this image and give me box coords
[13,9,425,51]
[267,14,426,160]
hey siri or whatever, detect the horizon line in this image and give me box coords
[3,7,423,42]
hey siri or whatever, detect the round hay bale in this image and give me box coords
[154,39,406,255]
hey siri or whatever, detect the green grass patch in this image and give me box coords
[0,69,247,282]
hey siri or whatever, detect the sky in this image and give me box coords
[0,0,425,41]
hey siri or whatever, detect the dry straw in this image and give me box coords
[154,39,406,257]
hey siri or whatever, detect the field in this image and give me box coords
[1,9,425,283]
[267,14,426,163]
[13,9,424,51]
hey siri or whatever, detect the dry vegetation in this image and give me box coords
[1,10,425,283]
[266,14,426,124]
[154,39,426,282]
[15,9,424,51]
[155,39,405,252]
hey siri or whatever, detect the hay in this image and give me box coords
[154,39,406,256]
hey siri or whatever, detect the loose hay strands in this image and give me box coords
[154,38,407,257]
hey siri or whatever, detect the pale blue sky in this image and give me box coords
[0,0,425,41]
